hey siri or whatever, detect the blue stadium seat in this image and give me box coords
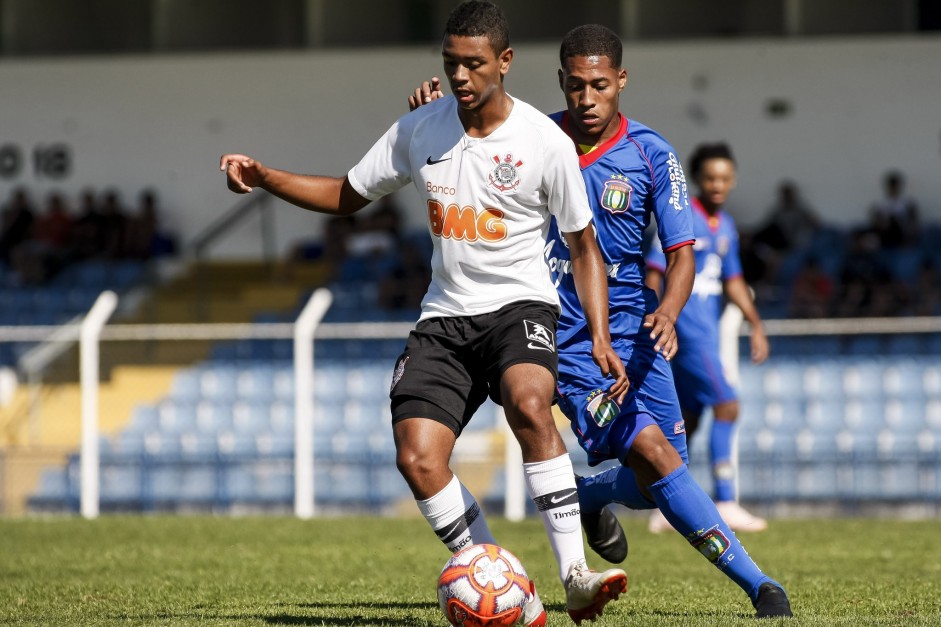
[157,401,197,434]
[169,370,201,401]
[177,468,217,503]
[100,466,143,505]
[199,367,238,400]
[231,400,271,436]
[195,399,233,434]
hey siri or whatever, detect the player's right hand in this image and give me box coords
[642,311,679,360]
[408,77,444,111]
[220,153,266,194]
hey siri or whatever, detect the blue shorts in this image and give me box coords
[670,339,738,417]
[557,332,688,467]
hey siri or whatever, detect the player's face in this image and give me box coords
[441,35,511,111]
[558,55,627,144]
[696,158,737,208]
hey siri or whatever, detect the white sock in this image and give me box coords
[524,454,586,582]
[416,474,496,553]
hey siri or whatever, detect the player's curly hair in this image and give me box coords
[445,1,510,55]
[559,24,622,68]
[688,142,736,179]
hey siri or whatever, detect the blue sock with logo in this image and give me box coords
[577,465,655,512]
[710,419,737,502]
[649,465,775,601]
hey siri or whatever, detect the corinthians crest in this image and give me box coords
[489,153,523,192]
[601,174,632,213]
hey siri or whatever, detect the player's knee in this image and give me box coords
[395,444,443,482]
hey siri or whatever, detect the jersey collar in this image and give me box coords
[560,113,629,169]
[692,196,723,232]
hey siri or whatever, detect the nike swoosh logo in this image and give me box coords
[527,342,553,352]
[426,156,451,165]
[551,491,577,504]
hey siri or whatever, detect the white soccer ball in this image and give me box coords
[437,543,531,627]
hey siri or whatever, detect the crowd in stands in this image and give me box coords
[287,170,939,322]
[0,186,177,286]
[738,171,941,319]
[290,195,431,315]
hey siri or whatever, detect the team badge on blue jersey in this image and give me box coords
[585,389,619,427]
[489,153,523,192]
[600,174,632,213]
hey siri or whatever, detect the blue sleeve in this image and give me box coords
[649,141,694,252]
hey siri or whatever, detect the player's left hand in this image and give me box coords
[408,77,444,111]
[592,344,630,404]
[750,326,770,364]
[642,311,679,360]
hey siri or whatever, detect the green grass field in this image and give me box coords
[2,515,939,626]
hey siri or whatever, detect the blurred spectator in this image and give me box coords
[869,170,919,249]
[34,192,74,251]
[99,189,128,258]
[788,256,834,318]
[912,258,941,316]
[834,229,895,317]
[346,196,402,258]
[10,191,74,284]
[753,180,821,253]
[378,243,431,311]
[71,188,106,259]
[0,187,36,264]
[123,188,159,259]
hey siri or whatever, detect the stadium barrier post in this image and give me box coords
[294,288,333,519]
[502,407,526,521]
[719,302,745,502]
[80,290,118,520]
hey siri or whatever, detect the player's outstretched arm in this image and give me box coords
[563,225,629,403]
[643,243,694,360]
[725,275,770,364]
[407,77,444,111]
[220,153,370,216]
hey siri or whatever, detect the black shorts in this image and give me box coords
[390,300,559,437]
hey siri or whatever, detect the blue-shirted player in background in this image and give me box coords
[407,24,791,618]
[645,143,771,534]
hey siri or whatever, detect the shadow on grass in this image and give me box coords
[263,600,441,626]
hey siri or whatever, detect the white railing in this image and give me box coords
[3,303,941,518]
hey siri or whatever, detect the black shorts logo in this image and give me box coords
[391,355,408,392]
[524,320,555,353]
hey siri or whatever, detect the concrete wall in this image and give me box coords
[2,35,940,257]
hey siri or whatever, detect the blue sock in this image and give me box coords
[649,465,776,602]
[577,466,655,512]
[710,419,737,502]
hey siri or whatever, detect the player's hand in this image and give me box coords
[642,311,679,360]
[750,326,770,364]
[220,153,266,194]
[591,343,630,404]
[408,77,444,111]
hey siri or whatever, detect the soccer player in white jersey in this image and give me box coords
[221,2,630,624]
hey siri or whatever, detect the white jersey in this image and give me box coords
[348,95,593,320]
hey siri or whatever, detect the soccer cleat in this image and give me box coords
[581,506,628,563]
[647,508,674,534]
[518,580,547,626]
[716,501,768,532]
[563,561,627,625]
[753,582,793,618]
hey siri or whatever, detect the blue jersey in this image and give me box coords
[646,197,742,347]
[544,113,694,348]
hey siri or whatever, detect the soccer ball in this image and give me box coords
[437,543,531,627]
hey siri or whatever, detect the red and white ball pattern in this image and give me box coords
[437,543,531,627]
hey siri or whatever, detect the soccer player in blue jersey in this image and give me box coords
[645,143,772,534]
[408,22,792,619]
